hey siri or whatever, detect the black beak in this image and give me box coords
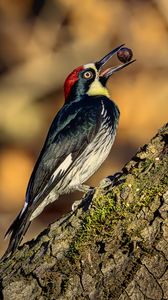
[95,44,136,84]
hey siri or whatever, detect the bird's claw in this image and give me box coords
[72,187,95,212]
[99,171,125,190]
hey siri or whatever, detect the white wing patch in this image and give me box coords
[51,153,72,181]
[29,153,73,221]
[27,154,72,209]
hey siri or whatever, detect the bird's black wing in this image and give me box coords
[3,96,117,258]
[26,98,103,207]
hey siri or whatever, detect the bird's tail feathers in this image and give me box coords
[4,211,21,240]
[2,207,31,260]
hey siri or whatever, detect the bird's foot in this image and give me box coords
[72,186,95,212]
[99,171,125,190]
[76,184,93,193]
[71,199,82,211]
[59,187,95,227]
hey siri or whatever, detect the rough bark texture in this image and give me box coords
[0,123,168,300]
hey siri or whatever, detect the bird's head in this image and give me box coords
[64,44,135,102]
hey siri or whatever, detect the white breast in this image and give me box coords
[65,118,116,191]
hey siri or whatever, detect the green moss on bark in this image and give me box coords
[67,125,168,260]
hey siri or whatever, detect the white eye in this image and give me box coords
[83,70,94,79]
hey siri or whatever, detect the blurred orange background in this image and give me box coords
[0,0,168,255]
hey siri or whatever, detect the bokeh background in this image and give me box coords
[0,0,168,255]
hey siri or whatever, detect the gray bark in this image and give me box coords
[0,123,168,300]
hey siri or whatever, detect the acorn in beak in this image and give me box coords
[95,44,136,84]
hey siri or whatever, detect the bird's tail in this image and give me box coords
[2,207,31,260]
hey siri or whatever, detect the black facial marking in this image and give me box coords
[66,68,97,102]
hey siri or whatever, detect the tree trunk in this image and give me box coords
[0,123,168,300]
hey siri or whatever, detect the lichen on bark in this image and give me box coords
[0,123,168,300]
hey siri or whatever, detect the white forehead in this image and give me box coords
[84,63,97,73]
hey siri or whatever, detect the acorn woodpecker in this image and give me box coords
[3,45,135,258]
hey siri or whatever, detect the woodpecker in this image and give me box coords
[3,44,135,258]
